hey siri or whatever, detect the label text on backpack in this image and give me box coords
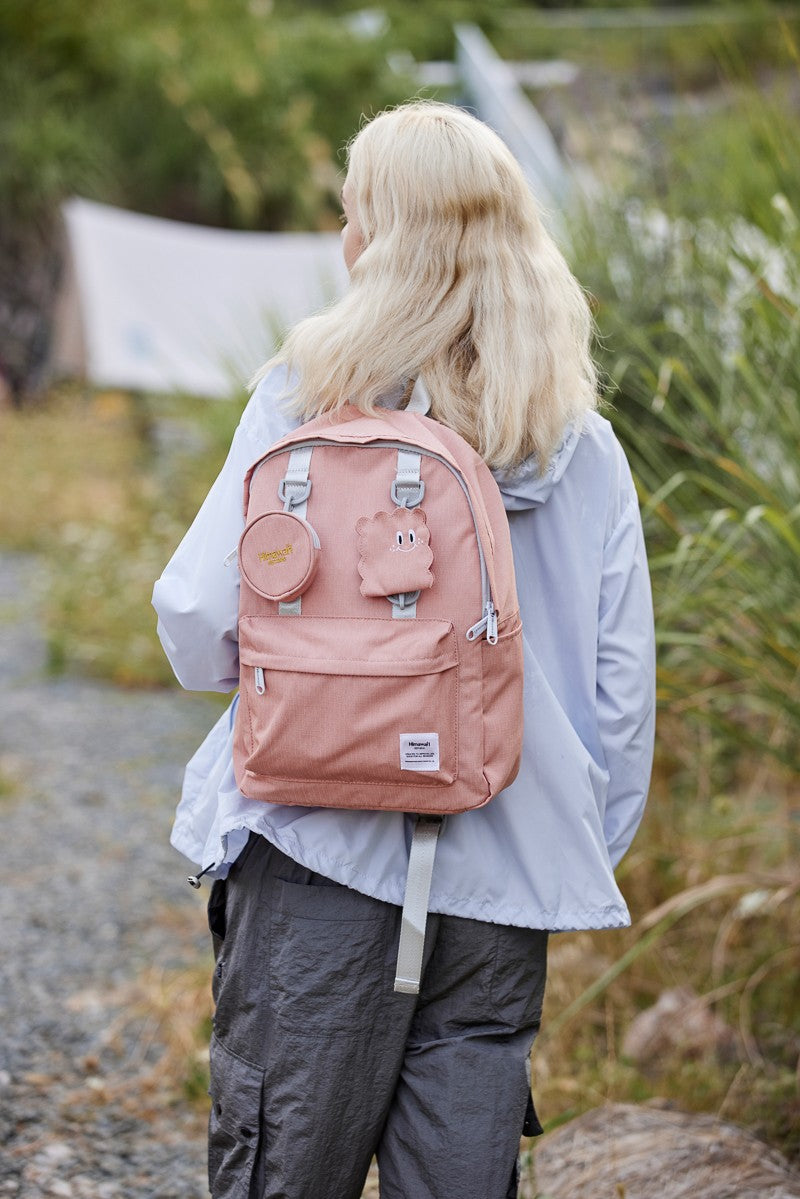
[399,733,440,772]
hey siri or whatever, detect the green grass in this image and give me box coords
[534,761,799,1154]
[0,385,245,687]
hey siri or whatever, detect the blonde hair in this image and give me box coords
[258,101,598,471]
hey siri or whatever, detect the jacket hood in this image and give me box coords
[493,421,582,511]
[384,377,582,512]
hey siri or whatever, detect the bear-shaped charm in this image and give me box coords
[356,508,434,598]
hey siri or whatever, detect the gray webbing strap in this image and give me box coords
[393,449,423,507]
[390,448,423,619]
[393,816,444,995]
[278,447,312,616]
[279,595,302,616]
[391,592,419,620]
[279,446,312,518]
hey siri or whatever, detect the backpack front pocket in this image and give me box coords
[237,615,459,795]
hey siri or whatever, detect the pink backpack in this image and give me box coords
[233,401,523,991]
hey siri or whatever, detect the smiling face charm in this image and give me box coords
[356,508,435,598]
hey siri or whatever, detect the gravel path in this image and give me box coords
[0,553,227,1197]
[0,553,383,1199]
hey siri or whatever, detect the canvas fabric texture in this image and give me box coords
[207,834,548,1199]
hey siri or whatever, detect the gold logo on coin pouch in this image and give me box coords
[239,511,320,602]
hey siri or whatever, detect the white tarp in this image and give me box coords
[58,198,349,397]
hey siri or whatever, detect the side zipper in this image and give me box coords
[466,600,498,645]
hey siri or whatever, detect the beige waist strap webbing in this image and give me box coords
[393,816,444,995]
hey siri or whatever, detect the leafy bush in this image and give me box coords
[494,6,799,91]
[0,0,415,231]
[0,0,416,395]
[570,72,800,781]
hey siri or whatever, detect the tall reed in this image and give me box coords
[572,79,800,780]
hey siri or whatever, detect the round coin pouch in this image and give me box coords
[238,511,320,602]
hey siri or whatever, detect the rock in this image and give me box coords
[535,1102,800,1199]
[40,1142,73,1165]
[622,986,738,1066]
[46,1181,73,1198]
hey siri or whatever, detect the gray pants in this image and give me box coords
[207,834,548,1199]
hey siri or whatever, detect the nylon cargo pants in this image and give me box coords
[206,833,548,1199]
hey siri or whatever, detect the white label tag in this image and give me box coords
[399,733,440,772]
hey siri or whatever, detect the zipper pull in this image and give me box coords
[254,666,265,695]
[486,602,498,645]
[466,601,498,644]
[224,546,238,567]
[466,612,487,641]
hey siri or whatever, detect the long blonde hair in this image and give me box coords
[259,101,598,471]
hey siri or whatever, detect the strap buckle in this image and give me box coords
[278,477,312,510]
[391,479,425,509]
[387,590,421,611]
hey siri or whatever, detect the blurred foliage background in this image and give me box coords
[2,0,797,230]
[1,0,799,1175]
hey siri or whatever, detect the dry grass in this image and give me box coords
[0,385,243,686]
[53,899,216,1127]
[530,757,800,1164]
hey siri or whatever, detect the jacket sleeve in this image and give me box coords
[152,369,297,692]
[596,494,656,867]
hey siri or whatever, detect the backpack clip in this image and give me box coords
[278,477,312,511]
[392,448,425,509]
[391,478,425,509]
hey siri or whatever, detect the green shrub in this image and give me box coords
[0,386,245,688]
[569,70,800,780]
[494,6,800,91]
[0,0,415,231]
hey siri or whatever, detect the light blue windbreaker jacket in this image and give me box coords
[152,366,655,931]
